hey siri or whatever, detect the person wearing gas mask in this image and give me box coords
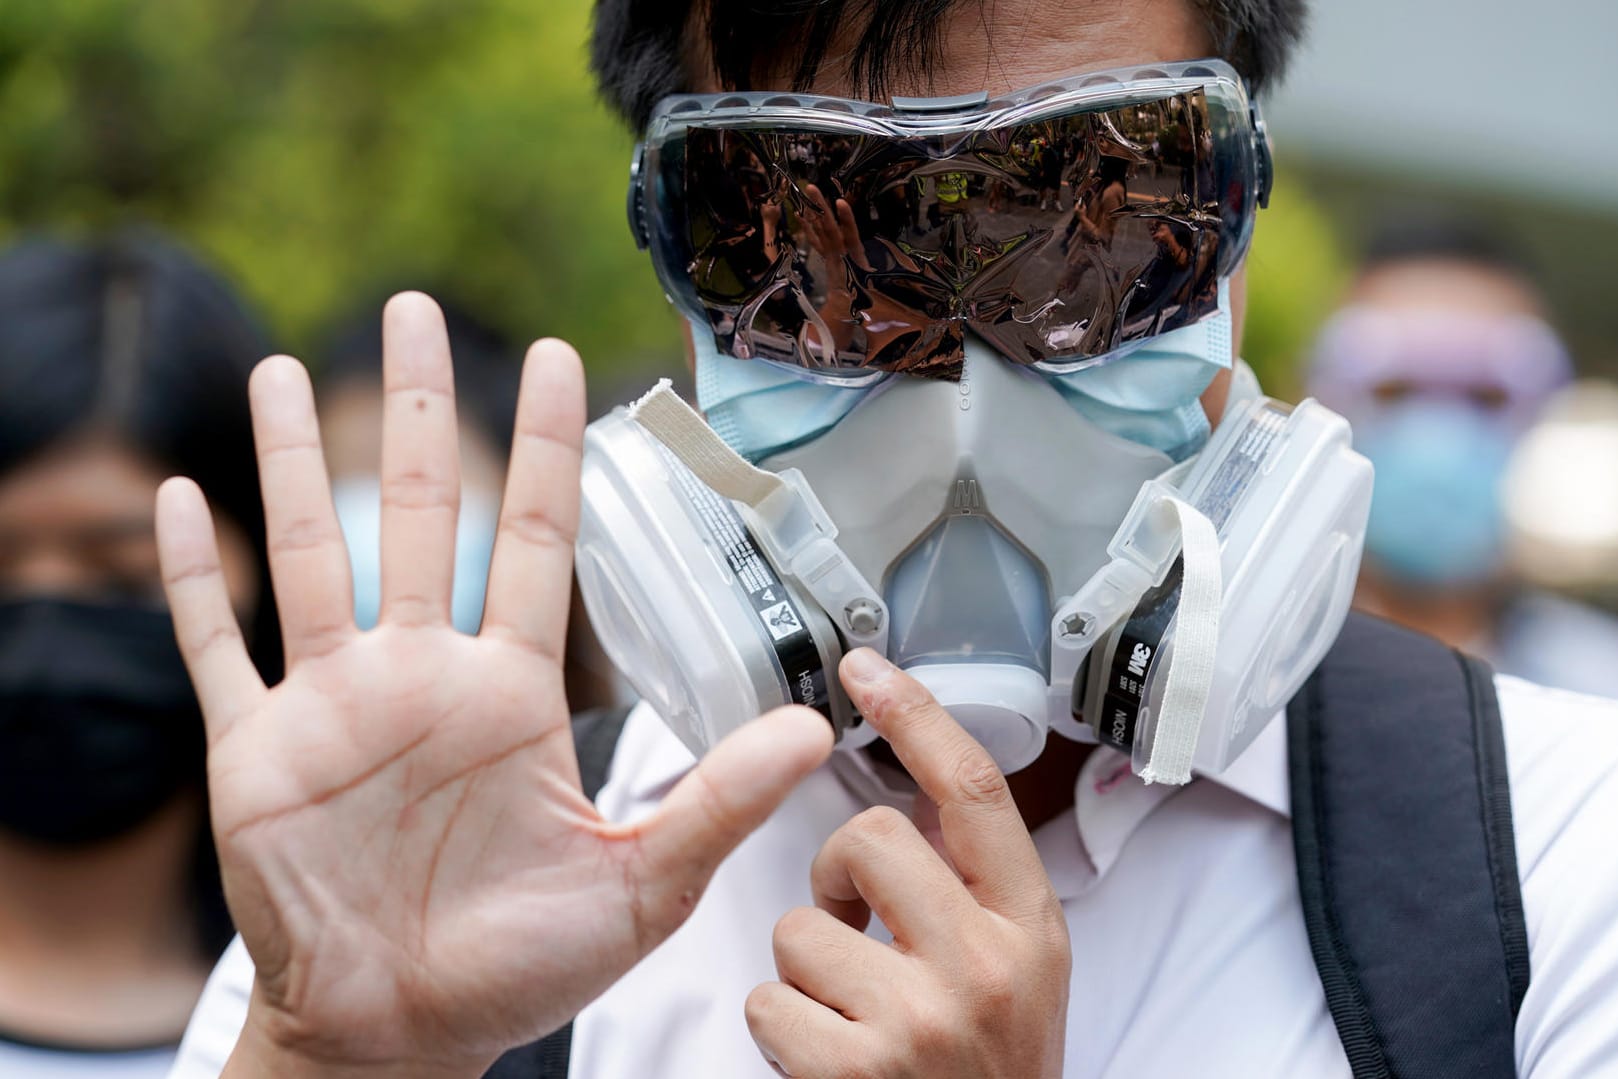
[1308,217,1618,699]
[163,2,1618,1078]
[0,233,277,1077]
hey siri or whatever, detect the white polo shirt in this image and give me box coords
[0,1039,176,1079]
[169,674,1618,1078]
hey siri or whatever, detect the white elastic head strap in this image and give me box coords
[1138,496,1223,786]
[630,379,785,506]
[629,380,890,654]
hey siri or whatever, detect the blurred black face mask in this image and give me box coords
[0,597,205,847]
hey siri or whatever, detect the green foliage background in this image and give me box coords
[0,0,1345,391]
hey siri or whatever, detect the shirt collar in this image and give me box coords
[1040,712,1290,898]
[611,703,1293,892]
[1201,710,1291,818]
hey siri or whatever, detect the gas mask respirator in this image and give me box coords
[577,333,1371,783]
[580,60,1374,783]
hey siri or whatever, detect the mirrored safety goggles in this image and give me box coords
[628,59,1272,382]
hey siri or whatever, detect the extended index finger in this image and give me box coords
[838,649,1048,919]
[156,478,267,744]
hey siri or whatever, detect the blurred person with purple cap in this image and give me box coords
[1309,215,1618,698]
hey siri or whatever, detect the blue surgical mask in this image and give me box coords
[1043,280,1233,462]
[693,280,1232,463]
[1357,401,1514,586]
[694,333,872,462]
[330,477,500,634]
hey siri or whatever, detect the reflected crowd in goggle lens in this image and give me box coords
[670,88,1254,380]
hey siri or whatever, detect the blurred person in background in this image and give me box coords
[1309,216,1618,697]
[316,297,625,712]
[0,232,277,1076]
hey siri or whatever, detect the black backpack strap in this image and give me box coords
[1289,613,1530,1079]
[481,705,634,1079]
[479,1027,572,1079]
[569,705,636,802]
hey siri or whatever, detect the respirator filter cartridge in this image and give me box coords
[576,410,853,759]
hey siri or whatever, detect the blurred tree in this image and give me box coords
[0,0,680,379]
[0,2,1345,395]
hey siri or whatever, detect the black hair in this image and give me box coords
[318,293,523,456]
[1099,154,1131,186]
[591,0,1308,129]
[0,229,278,957]
[1160,219,1196,250]
[1361,213,1539,289]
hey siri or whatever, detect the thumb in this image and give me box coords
[638,706,833,898]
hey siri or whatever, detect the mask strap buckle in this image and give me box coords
[630,381,891,654]
[1251,101,1275,210]
[627,142,650,250]
[1050,476,1186,694]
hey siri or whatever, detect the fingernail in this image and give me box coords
[842,648,892,686]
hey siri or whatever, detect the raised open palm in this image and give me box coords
[155,294,832,1077]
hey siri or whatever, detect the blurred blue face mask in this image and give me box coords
[696,280,1231,464]
[330,478,500,634]
[1357,400,1515,586]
